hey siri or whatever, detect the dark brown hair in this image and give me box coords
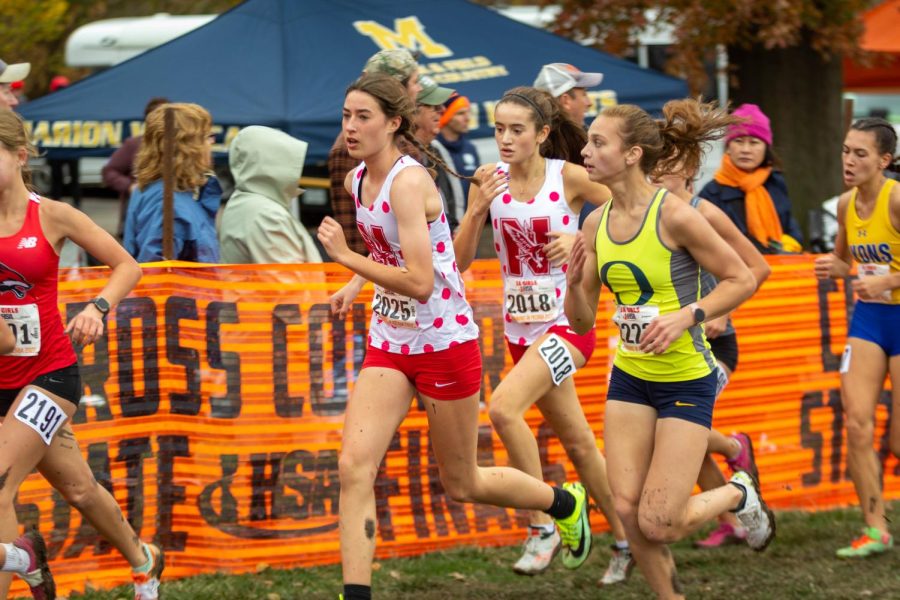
[602,99,741,178]
[850,117,899,171]
[347,74,474,182]
[496,86,587,163]
[144,97,170,118]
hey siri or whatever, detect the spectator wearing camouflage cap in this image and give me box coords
[0,58,30,111]
[328,48,425,254]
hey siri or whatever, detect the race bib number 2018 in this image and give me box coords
[537,335,576,386]
[505,277,557,323]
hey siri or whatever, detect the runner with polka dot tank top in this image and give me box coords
[317,75,593,600]
[453,86,632,584]
[351,155,477,355]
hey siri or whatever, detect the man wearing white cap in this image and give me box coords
[535,63,606,227]
[0,59,31,110]
[533,62,603,127]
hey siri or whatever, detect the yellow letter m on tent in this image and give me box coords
[354,16,452,59]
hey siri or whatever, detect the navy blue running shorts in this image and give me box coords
[607,365,717,428]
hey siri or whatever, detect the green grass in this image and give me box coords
[72,505,900,599]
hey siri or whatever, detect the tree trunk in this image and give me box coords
[728,33,844,247]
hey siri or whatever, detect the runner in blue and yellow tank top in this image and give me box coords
[814,118,900,559]
[565,99,775,599]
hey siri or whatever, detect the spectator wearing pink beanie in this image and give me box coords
[699,103,804,253]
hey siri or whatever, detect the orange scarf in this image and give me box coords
[714,154,782,248]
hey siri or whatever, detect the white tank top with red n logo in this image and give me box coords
[352,156,478,354]
[491,159,578,346]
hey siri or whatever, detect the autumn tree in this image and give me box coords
[542,0,873,243]
[0,0,241,95]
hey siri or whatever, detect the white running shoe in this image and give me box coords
[132,542,165,600]
[512,526,561,575]
[599,545,634,586]
[730,470,776,552]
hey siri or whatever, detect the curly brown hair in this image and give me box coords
[134,102,212,191]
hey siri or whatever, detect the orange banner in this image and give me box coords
[9,256,897,596]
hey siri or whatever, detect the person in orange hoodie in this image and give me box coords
[699,104,803,253]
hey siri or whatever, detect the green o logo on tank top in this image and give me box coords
[600,260,654,305]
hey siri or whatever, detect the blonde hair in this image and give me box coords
[135,102,212,191]
[602,99,740,179]
[0,110,38,189]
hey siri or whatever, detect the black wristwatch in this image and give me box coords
[90,297,111,316]
[688,302,705,325]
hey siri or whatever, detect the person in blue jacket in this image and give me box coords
[699,104,803,253]
[123,102,221,263]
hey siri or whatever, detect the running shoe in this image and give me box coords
[512,526,561,575]
[14,527,55,600]
[693,521,748,548]
[132,543,165,600]
[730,471,775,552]
[836,527,894,558]
[599,545,634,586]
[725,432,758,480]
[552,482,592,569]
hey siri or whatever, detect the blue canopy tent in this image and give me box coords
[20,0,688,163]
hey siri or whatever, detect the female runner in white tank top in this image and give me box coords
[317,74,593,600]
[453,86,630,584]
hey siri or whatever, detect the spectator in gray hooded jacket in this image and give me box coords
[219,126,322,264]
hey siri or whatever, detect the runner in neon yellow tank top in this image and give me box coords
[814,118,900,559]
[565,99,774,598]
[595,187,717,381]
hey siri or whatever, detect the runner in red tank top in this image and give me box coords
[0,110,163,600]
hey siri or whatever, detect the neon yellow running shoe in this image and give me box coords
[836,527,893,558]
[553,482,592,569]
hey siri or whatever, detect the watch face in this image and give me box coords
[93,298,110,314]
